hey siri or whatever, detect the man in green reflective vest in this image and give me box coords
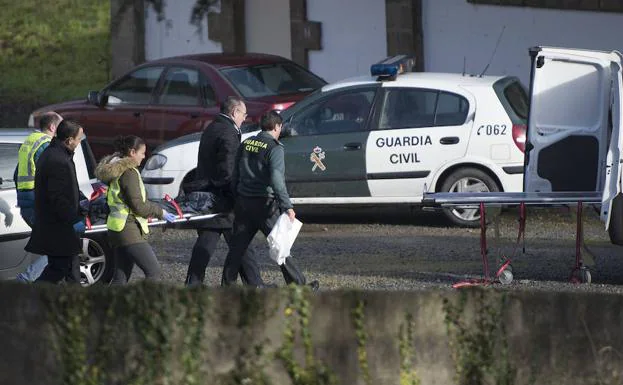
[14,111,62,282]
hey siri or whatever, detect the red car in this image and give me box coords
[29,53,327,160]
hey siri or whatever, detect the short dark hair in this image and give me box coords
[260,110,283,131]
[56,119,82,142]
[39,112,62,131]
[220,96,244,115]
[113,135,146,157]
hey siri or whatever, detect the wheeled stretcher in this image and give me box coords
[421,191,604,287]
[83,193,226,234]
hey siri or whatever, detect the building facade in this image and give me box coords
[114,0,623,86]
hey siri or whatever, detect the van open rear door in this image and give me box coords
[524,47,619,194]
[600,52,623,229]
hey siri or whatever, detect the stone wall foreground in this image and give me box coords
[0,282,621,385]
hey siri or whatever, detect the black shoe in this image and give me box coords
[308,280,319,292]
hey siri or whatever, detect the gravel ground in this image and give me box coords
[137,205,623,294]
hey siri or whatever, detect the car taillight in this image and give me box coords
[270,102,295,112]
[512,124,526,153]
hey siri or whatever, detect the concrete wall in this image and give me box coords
[145,0,222,60]
[2,283,623,385]
[307,0,388,83]
[422,0,623,86]
[245,0,291,59]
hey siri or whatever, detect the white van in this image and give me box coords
[523,46,623,235]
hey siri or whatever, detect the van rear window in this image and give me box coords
[494,78,529,123]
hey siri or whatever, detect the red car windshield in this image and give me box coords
[220,62,326,99]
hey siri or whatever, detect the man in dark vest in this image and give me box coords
[221,110,319,290]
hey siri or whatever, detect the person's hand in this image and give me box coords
[73,220,86,234]
[286,208,296,222]
[163,210,177,223]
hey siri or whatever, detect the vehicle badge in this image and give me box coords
[310,146,326,171]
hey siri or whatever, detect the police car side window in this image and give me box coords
[379,89,469,129]
[435,92,469,126]
[289,90,376,136]
[0,143,19,189]
[379,89,437,129]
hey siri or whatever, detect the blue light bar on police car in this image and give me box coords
[370,55,416,80]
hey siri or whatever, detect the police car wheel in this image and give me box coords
[440,168,500,227]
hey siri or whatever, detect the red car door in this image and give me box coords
[143,66,220,152]
[81,66,166,160]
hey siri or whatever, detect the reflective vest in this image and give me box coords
[106,168,149,234]
[16,131,51,190]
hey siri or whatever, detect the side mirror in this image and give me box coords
[87,91,100,106]
[87,91,108,106]
[280,123,292,138]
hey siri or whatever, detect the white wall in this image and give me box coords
[245,0,291,58]
[145,0,222,60]
[422,0,623,86]
[307,0,387,83]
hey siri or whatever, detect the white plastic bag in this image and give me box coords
[267,213,303,265]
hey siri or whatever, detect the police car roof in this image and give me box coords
[322,72,507,92]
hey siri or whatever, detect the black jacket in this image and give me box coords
[193,114,240,229]
[25,138,82,256]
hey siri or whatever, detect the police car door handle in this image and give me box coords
[343,142,362,151]
[440,137,460,145]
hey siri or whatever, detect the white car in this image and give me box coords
[0,129,112,285]
[142,56,528,226]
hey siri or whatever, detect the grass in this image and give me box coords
[0,0,111,104]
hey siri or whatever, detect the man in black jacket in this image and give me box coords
[185,96,266,287]
[26,120,86,284]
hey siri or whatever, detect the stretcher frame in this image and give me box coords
[83,193,226,234]
[83,212,225,234]
[421,191,604,287]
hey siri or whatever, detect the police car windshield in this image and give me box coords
[220,62,326,99]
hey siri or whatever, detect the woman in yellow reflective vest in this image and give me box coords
[95,135,176,284]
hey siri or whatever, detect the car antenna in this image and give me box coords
[462,56,466,76]
[479,25,505,77]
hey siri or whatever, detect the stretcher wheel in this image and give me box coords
[580,267,592,284]
[498,268,513,285]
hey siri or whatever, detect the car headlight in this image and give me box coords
[144,154,168,170]
[27,114,34,127]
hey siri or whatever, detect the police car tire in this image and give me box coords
[439,167,500,228]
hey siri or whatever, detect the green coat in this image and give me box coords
[95,154,163,248]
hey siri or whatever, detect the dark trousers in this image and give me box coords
[112,242,161,284]
[20,207,35,228]
[222,197,306,286]
[36,255,80,284]
[185,228,263,286]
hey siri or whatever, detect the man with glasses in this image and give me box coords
[184,96,270,287]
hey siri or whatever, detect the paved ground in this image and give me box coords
[136,205,623,294]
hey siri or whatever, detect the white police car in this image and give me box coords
[142,56,528,226]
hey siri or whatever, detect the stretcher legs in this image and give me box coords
[570,202,591,284]
[453,201,591,288]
